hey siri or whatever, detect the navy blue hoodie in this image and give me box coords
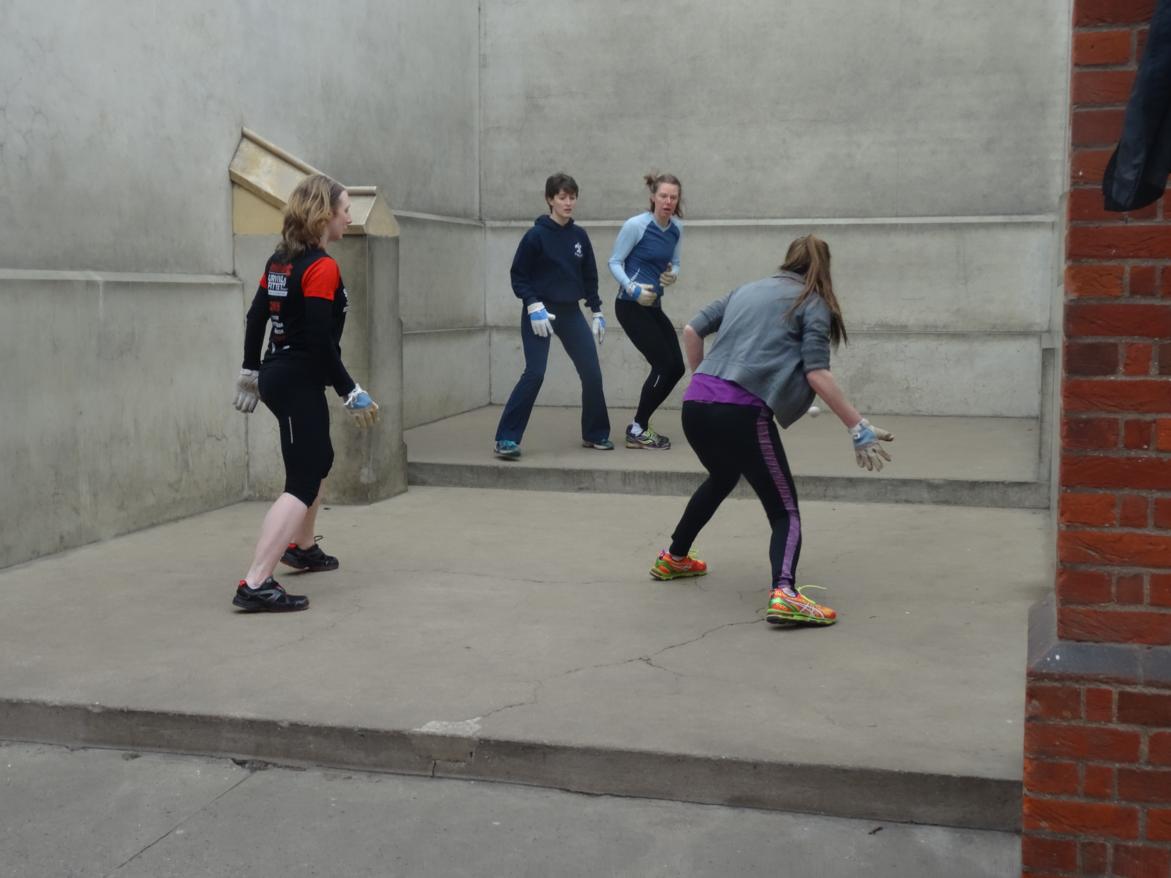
[510,215,601,312]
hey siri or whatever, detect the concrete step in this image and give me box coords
[4,742,1021,878]
[4,744,1021,878]
[0,488,1049,832]
[406,406,1048,509]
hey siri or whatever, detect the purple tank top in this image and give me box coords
[683,373,770,411]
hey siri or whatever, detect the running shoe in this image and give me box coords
[232,578,310,613]
[280,537,339,572]
[494,440,521,460]
[765,586,837,626]
[582,438,615,450]
[650,549,708,581]
[626,426,671,450]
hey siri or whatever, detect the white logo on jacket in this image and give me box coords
[574,243,583,258]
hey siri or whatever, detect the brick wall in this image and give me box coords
[1022,0,1171,874]
[1024,679,1171,874]
[1061,0,1171,645]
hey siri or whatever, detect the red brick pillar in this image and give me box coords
[1022,1,1171,875]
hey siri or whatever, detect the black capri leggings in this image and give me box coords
[258,360,334,507]
[615,300,686,427]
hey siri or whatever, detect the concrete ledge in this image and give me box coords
[406,406,1047,508]
[1028,594,1171,685]
[0,699,1020,832]
[409,462,1048,509]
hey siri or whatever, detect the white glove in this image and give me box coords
[344,384,379,428]
[527,302,556,337]
[850,418,894,471]
[233,368,259,413]
[659,269,677,287]
[592,311,606,345]
[628,282,658,307]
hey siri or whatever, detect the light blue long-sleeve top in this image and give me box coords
[607,212,682,303]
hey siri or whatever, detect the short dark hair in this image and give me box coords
[545,172,579,201]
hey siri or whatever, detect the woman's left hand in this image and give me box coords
[659,269,677,287]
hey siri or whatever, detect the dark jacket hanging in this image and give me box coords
[1102,0,1171,211]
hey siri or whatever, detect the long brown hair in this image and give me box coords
[644,172,684,219]
[781,235,847,347]
[276,174,346,260]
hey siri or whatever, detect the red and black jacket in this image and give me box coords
[242,248,356,397]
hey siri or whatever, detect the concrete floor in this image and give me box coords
[0,484,1049,830]
[1,741,1021,878]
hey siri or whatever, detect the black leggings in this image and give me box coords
[259,360,334,507]
[615,300,685,427]
[670,402,802,589]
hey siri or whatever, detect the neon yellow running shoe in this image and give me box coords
[650,549,708,581]
[766,585,837,626]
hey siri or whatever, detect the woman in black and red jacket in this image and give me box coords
[231,174,378,613]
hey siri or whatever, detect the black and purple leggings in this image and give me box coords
[670,401,802,588]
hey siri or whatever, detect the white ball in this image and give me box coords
[808,405,821,418]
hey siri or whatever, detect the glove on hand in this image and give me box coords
[233,369,259,413]
[850,418,894,471]
[592,311,606,345]
[628,282,658,307]
[344,384,380,428]
[659,269,677,287]
[527,301,556,338]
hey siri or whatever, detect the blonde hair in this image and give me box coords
[277,174,346,260]
[781,235,847,348]
[644,172,684,219]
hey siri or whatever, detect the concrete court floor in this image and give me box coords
[0,484,1049,828]
[1,741,1020,878]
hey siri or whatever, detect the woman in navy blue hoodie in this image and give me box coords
[494,173,612,458]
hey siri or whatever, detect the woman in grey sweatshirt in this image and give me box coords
[648,235,894,626]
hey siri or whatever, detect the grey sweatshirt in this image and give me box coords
[688,271,832,429]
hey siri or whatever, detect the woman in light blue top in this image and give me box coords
[608,173,685,450]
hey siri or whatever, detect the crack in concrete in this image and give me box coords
[649,617,763,661]
[473,617,762,726]
[103,767,255,877]
[478,688,541,722]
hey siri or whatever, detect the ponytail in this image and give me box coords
[780,235,847,348]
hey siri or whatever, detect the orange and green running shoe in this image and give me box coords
[766,585,837,626]
[650,549,708,581]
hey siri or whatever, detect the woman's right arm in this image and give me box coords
[510,231,541,308]
[242,282,268,369]
[608,216,642,296]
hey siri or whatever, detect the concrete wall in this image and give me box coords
[0,0,479,568]
[398,215,490,428]
[0,1,479,271]
[1,0,1072,567]
[0,271,245,566]
[487,219,1056,416]
[480,0,1071,421]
